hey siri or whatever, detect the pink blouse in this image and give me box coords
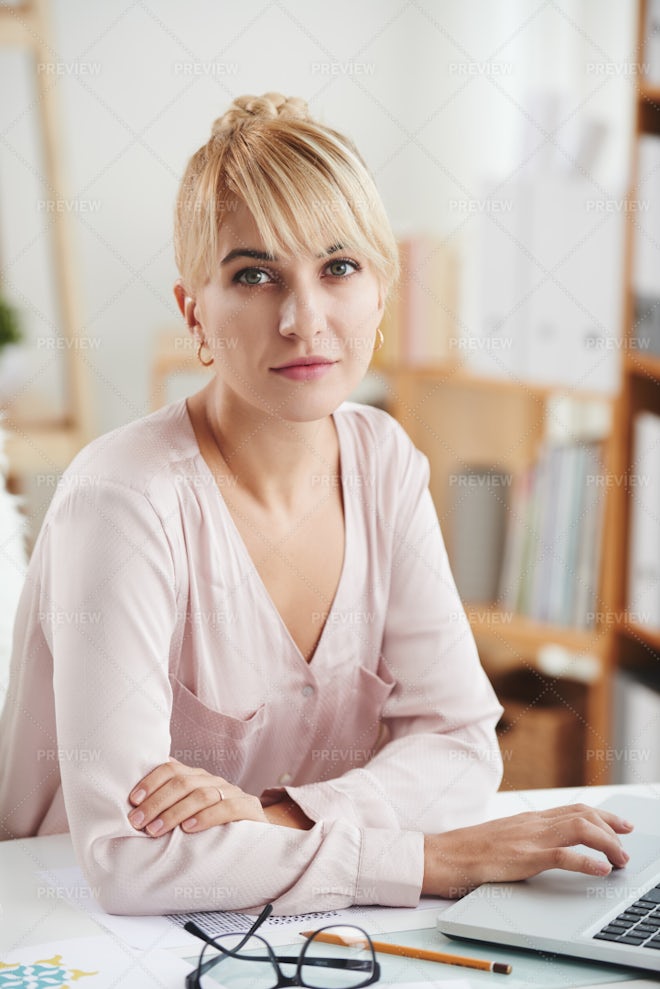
[0,399,503,914]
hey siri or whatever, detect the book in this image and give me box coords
[572,443,606,629]
[524,175,624,394]
[643,0,660,86]
[633,136,660,297]
[473,177,531,380]
[633,293,660,358]
[612,669,660,784]
[627,411,660,630]
[450,467,510,604]
[373,235,457,368]
[497,439,606,629]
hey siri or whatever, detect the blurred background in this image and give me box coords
[0,0,658,789]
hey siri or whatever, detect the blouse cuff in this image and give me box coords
[355,826,424,906]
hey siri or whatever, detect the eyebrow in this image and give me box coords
[220,244,345,265]
[221,248,275,265]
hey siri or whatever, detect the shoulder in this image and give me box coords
[49,399,196,518]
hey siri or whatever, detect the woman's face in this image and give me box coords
[183,201,384,423]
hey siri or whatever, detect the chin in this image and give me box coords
[267,383,355,423]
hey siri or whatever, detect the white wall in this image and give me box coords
[0,0,636,434]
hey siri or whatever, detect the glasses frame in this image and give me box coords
[184,903,381,989]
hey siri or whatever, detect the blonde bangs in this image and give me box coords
[175,114,399,294]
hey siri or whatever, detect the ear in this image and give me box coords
[375,282,387,322]
[173,279,199,332]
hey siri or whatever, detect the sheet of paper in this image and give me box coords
[0,935,193,988]
[43,866,451,949]
[382,982,471,989]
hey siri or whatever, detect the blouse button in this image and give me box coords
[301,684,314,698]
[278,772,293,785]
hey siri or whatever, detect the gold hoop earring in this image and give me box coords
[197,339,214,367]
[374,327,384,352]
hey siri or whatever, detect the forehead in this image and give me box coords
[215,198,347,263]
[216,200,262,251]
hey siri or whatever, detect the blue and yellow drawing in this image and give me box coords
[0,953,98,987]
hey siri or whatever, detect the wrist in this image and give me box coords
[263,796,314,830]
[422,833,479,899]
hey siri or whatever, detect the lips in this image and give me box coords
[270,356,338,382]
[272,356,336,370]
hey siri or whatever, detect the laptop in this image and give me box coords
[437,794,660,973]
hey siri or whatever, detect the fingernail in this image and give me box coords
[594,860,612,875]
[132,788,146,805]
[622,819,634,830]
[147,819,164,836]
[129,810,144,828]
[182,818,197,831]
[621,850,630,863]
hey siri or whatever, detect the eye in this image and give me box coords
[234,267,273,286]
[325,258,360,278]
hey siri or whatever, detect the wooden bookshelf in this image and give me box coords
[622,620,660,655]
[612,0,660,676]
[374,358,620,784]
[465,606,605,657]
[626,351,660,380]
[0,0,94,485]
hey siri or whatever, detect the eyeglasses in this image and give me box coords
[184,903,381,989]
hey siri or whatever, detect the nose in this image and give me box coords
[278,285,326,341]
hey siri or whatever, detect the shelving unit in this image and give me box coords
[613,0,660,674]
[370,14,660,784]
[373,3,660,782]
[374,356,619,784]
[0,0,93,483]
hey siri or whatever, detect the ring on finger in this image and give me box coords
[214,786,225,804]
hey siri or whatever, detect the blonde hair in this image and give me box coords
[174,92,399,294]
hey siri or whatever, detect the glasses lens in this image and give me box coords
[198,934,277,989]
[300,927,377,989]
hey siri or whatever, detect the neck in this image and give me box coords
[191,383,339,512]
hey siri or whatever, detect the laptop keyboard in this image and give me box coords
[594,883,660,948]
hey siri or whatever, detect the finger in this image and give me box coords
[543,846,614,878]
[129,776,204,829]
[589,809,634,833]
[541,803,634,834]
[128,772,228,831]
[129,760,181,806]
[536,806,630,858]
[182,794,266,833]
[143,786,225,837]
[545,816,629,869]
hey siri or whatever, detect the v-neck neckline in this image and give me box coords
[182,399,353,668]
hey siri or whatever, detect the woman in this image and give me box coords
[0,93,630,916]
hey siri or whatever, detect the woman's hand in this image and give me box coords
[127,759,269,836]
[422,803,634,898]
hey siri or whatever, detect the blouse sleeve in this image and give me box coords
[283,428,504,835]
[43,479,423,916]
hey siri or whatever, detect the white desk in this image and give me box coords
[1,784,659,987]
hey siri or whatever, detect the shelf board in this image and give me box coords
[375,362,620,401]
[3,419,85,475]
[639,83,660,104]
[0,3,39,47]
[638,85,660,135]
[465,605,605,657]
[622,620,660,654]
[625,350,660,381]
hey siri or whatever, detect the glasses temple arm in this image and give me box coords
[184,902,274,950]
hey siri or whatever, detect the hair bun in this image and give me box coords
[211,93,310,138]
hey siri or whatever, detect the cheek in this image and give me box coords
[350,298,383,340]
[337,285,382,331]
